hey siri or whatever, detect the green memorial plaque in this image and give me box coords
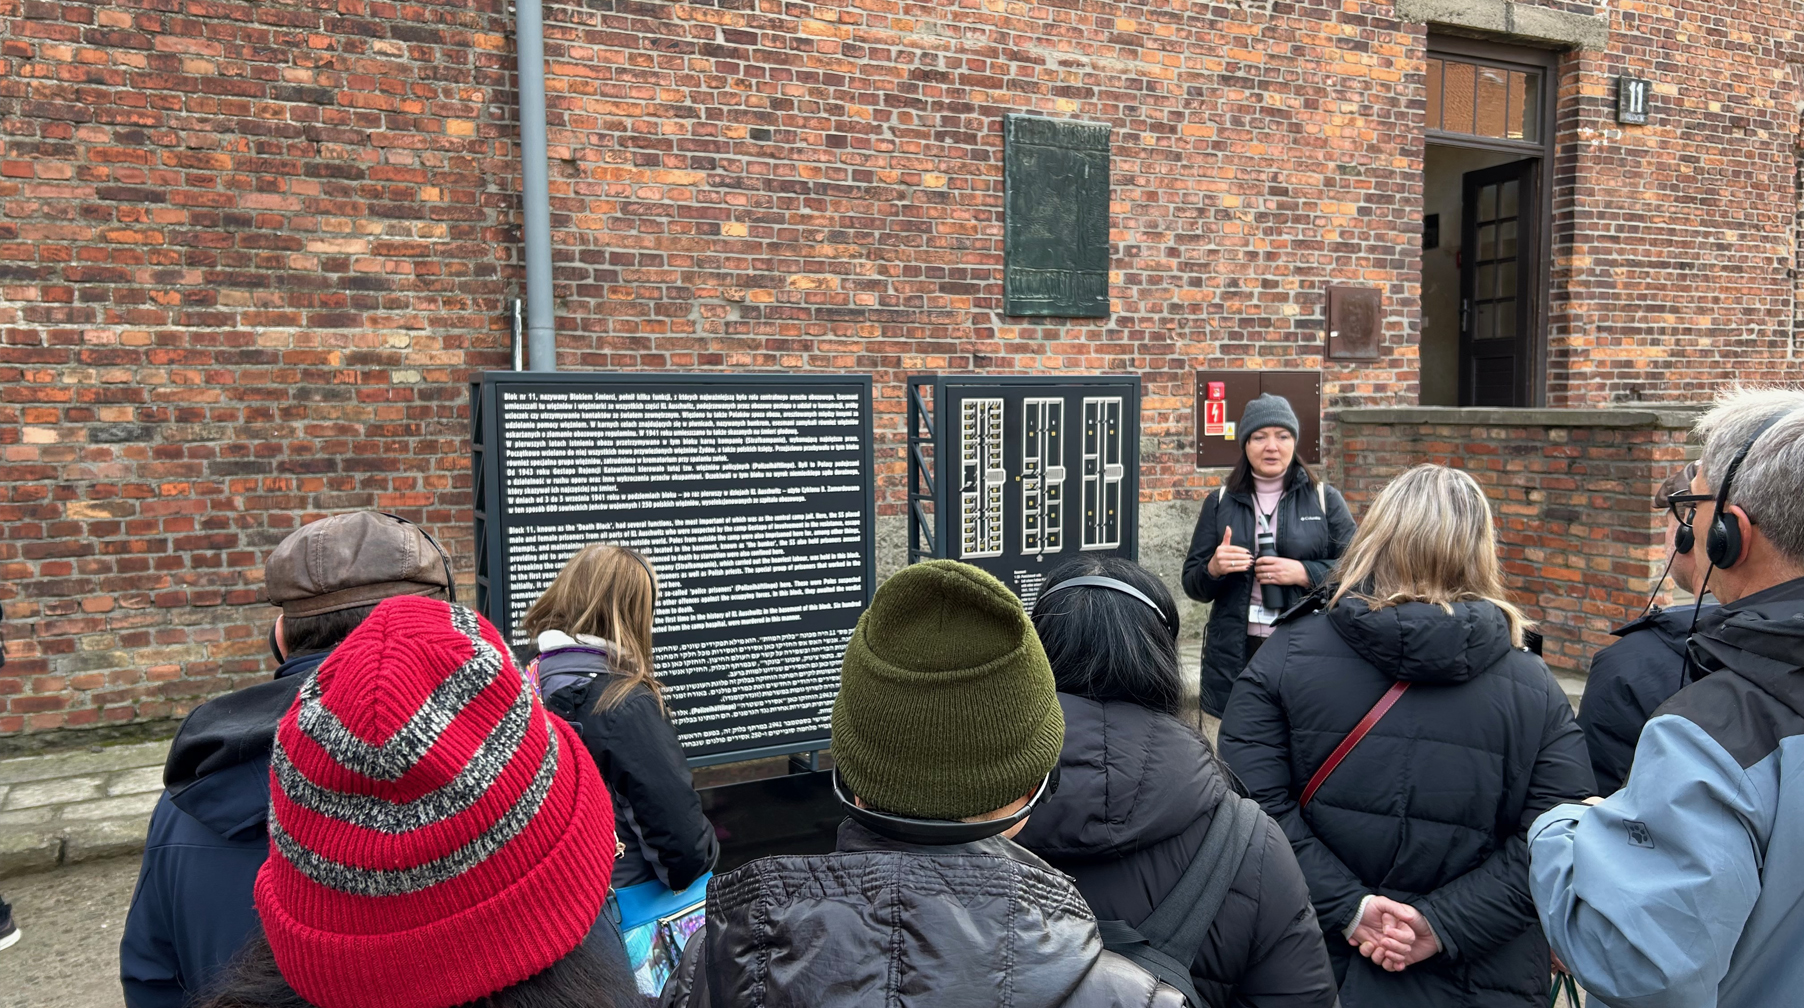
[1003,114,1111,318]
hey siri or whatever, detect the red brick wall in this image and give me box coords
[0,0,518,734]
[0,0,1794,736]
[1335,411,1694,673]
[1546,7,1804,405]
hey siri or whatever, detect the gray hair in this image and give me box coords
[1694,386,1804,565]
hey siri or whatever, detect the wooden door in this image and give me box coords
[1459,159,1538,407]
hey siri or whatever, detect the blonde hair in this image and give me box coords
[518,543,661,713]
[1329,464,1530,648]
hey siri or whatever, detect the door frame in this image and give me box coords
[1426,33,1560,407]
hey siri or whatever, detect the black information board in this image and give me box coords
[471,373,875,766]
[907,375,1139,608]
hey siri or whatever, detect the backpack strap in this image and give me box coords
[1097,794,1263,1008]
[1095,919,1204,1008]
[1317,480,1326,514]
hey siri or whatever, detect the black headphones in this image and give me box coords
[1703,412,1795,570]
[833,765,1060,845]
[617,545,658,605]
[1034,575,1178,639]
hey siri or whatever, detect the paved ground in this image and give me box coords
[0,855,138,1008]
[1,741,169,877]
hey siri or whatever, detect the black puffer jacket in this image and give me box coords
[1218,597,1593,1008]
[1577,602,1713,795]
[1017,694,1338,1008]
[535,643,718,890]
[1183,466,1356,716]
[661,820,1186,1008]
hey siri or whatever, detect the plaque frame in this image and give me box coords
[907,374,1140,607]
[1002,114,1113,318]
[471,371,876,767]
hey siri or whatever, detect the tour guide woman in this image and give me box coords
[1183,394,1355,716]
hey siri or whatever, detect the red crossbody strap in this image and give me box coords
[1298,681,1411,809]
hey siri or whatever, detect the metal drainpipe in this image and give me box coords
[515,0,555,371]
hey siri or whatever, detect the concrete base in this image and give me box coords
[876,499,1209,642]
[1394,0,1610,49]
[1139,498,1209,643]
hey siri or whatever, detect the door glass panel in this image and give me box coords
[1477,263,1496,298]
[1499,180,1519,218]
[1496,299,1516,337]
[1442,61,1476,135]
[1499,260,1517,294]
[1479,185,1496,222]
[1476,301,1495,340]
[1498,220,1517,258]
[1476,66,1509,136]
[1478,224,1496,260]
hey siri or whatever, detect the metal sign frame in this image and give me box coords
[908,374,1140,605]
[471,371,876,767]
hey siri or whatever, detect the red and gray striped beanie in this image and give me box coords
[254,595,618,1008]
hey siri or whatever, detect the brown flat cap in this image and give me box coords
[266,512,452,617]
[1654,461,1700,511]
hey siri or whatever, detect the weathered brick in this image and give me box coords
[0,0,1793,737]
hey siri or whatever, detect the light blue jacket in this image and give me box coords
[1529,579,1804,1008]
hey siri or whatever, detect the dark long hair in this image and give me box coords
[197,930,644,1008]
[1031,556,1183,716]
[1226,451,1316,496]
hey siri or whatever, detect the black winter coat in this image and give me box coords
[660,820,1186,1008]
[1016,694,1338,1008]
[1218,597,1594,1008]
[1183,467,1356,716]
[1577,602,1712,795]
[536,645,718,891]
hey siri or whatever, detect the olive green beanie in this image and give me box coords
[831,560,1064,821]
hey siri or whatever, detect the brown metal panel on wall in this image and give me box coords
[1326,285,1383,360]
[1195,370,1322,468]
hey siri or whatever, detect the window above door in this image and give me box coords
[1427,57,1542,143]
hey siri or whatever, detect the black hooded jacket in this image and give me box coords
[1183,466,1356,716]
[534,644,718,891]
[1015,694,1338,1008]
[1218,597,1594,1008]
[120,651,323,1008]
[660,820,1186,1008]
[1578,602,1715,795]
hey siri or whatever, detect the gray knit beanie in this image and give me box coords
[1238,394,1300,444]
